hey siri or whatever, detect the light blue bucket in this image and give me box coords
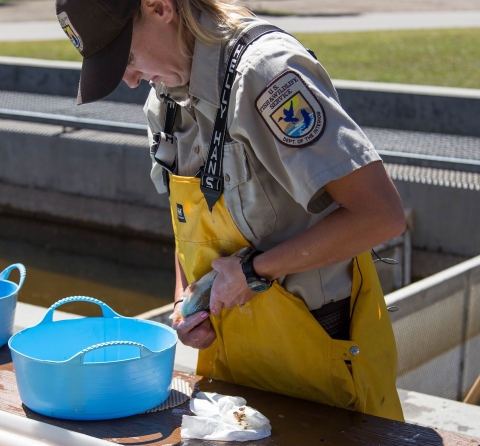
[9,296,178,420]
[0,263,26,347]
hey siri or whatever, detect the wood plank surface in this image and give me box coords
[1,345,479,446]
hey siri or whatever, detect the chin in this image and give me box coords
[163,72,190,88]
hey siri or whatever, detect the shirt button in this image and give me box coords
[194,146,200,154]
[225,174,230,183]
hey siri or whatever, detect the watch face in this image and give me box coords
[247,278,270,292]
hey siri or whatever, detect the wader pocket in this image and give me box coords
[330,339,360,409]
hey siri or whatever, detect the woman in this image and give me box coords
[56,0,405,421]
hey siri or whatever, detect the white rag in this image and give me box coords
[181,392,272,441]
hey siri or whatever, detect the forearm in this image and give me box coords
[254,162,406,281]
[254,205,403,281]
[174,253,188,300]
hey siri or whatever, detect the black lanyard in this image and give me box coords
[200,24,283,211]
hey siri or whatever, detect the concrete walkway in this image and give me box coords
[3,0,480,22]
[262,10,480,33]
[0,21,66,41]
[242,0,480,15]
[1,10,480,42]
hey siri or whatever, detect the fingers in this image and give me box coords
[193,319,217,350]
[173,310,209,332]
[209,290,224,316]
[172,311,216,350]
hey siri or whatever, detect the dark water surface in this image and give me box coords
[0,214,176,317]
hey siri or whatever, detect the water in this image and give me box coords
[0,214,176,317]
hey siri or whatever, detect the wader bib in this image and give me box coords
[169,174,404,421]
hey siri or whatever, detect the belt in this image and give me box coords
[310,297,351,340]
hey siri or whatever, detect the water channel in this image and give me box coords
[0,214,176,317]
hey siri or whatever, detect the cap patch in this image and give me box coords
[57,11,83,52]
[256,70,326,148]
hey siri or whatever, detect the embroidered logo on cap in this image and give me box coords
[256,70,326,148]
[177,204,186,223]
[57,11,83,52]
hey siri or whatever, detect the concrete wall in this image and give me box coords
[0,124,173,239]
[335,80,480,137]
[0,57,150,104]
[2,58,480,254]
[394,180,480,257]
[0,121,479,256]
[2,57,480,136]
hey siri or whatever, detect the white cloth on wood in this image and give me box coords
[181,392,271,441]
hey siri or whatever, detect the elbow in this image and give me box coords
[381,200,406,241]
[390,210,407,239]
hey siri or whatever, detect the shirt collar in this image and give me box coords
[188,14,226,108]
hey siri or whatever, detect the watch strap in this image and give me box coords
[241,250,264,276]
[241,251,272,291]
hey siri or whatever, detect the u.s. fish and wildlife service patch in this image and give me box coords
[57,11,83,53]
[256,70,326,148]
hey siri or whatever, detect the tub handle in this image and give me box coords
[0,263,26,290]
[68,341,156,365]
[39,296,121,325]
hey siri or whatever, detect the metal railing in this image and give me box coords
[386,255,480,401]
[378,149,480,174]
[0,108,147,136]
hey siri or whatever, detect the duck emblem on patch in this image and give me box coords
[57,11,84,52]
[256,71,326,148]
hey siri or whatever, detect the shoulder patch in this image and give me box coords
[255,70,326,148]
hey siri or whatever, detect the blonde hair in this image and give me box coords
[134,0,253,58]
[176,0,254,53]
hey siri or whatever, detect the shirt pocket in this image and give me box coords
[223,142,277,242]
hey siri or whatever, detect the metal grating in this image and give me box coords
[0,118,63,136]
[2,90,480,171]
[385,163,480,190]
[0,91,146,125]
[0,118,148,148]
[364,127,480,161]
[60,129,148,147]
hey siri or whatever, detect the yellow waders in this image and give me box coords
[169,174,404,421]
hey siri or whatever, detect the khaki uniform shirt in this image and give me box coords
[144,15,381,310]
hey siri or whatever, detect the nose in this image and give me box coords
[123,66,141,88]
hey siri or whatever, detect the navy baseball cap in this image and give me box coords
[56,0,141,104]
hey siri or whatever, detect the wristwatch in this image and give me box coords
[240,250,272,292]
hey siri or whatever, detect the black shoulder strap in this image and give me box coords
[200,24,285,211]
[152,93,178,192]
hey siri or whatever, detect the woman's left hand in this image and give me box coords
[209,255,258,315]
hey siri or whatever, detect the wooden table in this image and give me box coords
[1,345,478,446]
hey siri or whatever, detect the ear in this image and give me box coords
[143,0,176,23]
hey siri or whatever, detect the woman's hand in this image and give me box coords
[209,255,258,316]
[171,302,217,350]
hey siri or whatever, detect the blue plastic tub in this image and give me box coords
[0,264,26,347]
[9,296,178,420]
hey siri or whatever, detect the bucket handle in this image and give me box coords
[67,341,156,365]
[39,296,121,325]
[0,263,26,290]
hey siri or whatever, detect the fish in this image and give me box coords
[179,247,252,318]
[180,269,218,318]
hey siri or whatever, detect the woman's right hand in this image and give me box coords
[171,303,216,350]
